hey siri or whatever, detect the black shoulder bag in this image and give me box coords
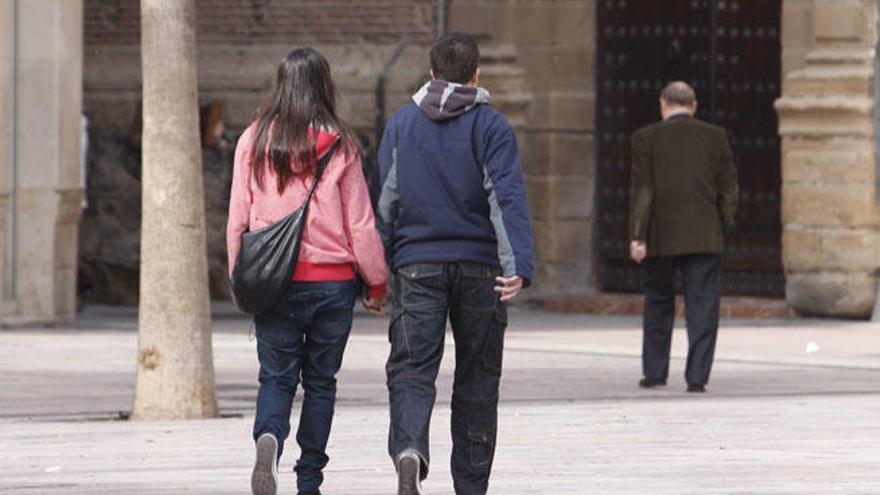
[230,138,342,315]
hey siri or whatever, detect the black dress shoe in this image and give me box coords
[298,491,321,495]
[639,378,667,388]
[687,384,706,393]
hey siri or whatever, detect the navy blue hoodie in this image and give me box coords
[375,80,535,285]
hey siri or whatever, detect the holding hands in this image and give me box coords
[362,294,387,316]
[362,274,525,316]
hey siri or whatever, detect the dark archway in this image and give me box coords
[595,0,784,297]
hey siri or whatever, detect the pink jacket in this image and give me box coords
[226,125,388,296]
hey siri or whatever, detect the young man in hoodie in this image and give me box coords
[375,32,535,495]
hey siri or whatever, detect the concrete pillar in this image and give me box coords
[775,0,880,318]
[0,0,83,325]
[0,0,15,315]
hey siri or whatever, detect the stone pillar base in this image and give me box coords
[0,187,83,327]
[786,272,877,318]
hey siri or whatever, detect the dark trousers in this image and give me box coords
[642,254,722,386]
[253,280,357,493]
[386,262,507,495]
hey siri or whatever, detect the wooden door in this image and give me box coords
[595,0,783,297]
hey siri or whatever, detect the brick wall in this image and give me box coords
[86,0,435,45]
[84,0,436,134]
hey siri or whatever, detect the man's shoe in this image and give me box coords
[639,378,667,388]
[252,433,279,495]
[397,450,426,495]
[298,491,321,495]
[687,384,706,393]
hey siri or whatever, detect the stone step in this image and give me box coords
[543,293,790,319]
[480,64,525,78]
[480,44,519,65]
[480,67,528,94]
[476,44,530,128]
[480,44,527,95]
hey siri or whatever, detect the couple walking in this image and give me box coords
[227,31,738,495]
[227,33,534,495]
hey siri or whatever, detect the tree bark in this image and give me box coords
[133,0,218,420]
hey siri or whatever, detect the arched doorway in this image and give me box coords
[595,0,784,297]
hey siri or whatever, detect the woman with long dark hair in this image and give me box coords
[227,47,388,495]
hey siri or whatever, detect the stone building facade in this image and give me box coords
[3,0,880,323]
[449,1,596,299]
[458,0,880,318]
[79,0,593,304]
[79,0,439,304]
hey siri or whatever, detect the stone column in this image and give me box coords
[0,0,14,314]
[775,0,880,318]
[0,0,84,325]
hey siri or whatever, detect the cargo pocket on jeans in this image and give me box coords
[386,306,410,375]
[481,306,507,374]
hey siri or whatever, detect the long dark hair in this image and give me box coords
[249,48,353,194]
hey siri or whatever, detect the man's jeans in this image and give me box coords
[387,262,508,495]
[253,280,356,493]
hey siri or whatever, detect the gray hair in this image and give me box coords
[660,81,696,106]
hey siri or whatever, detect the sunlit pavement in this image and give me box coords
[1,306,878,494]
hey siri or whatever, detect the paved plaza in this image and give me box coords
[1,306,879,494]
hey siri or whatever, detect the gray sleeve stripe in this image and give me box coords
[483,167,517,278]
[377,147,399,248]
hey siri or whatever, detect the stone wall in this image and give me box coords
[66,0,880,317]
[81,1,646,305]
[776,0,880,318]
[84,0,436,135]
[81,0,438,303]
[782,0,815,74]
[448,0,597,299]
[79,137,234,304]
[82,0,568,304]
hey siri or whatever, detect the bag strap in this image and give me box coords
[305,137,343,202]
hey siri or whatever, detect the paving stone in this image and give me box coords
[0,308,878,494]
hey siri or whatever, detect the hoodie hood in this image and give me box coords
[412,80,491,122]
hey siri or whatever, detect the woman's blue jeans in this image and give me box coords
[252,280,357,493]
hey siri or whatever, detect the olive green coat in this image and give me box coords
[629,114,739,257]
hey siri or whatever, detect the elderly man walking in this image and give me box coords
[629,81,739,393]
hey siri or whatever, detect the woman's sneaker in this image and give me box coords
[252,433,279,495]
[397,450,426,495]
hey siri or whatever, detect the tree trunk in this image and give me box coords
[133,0,218,420]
